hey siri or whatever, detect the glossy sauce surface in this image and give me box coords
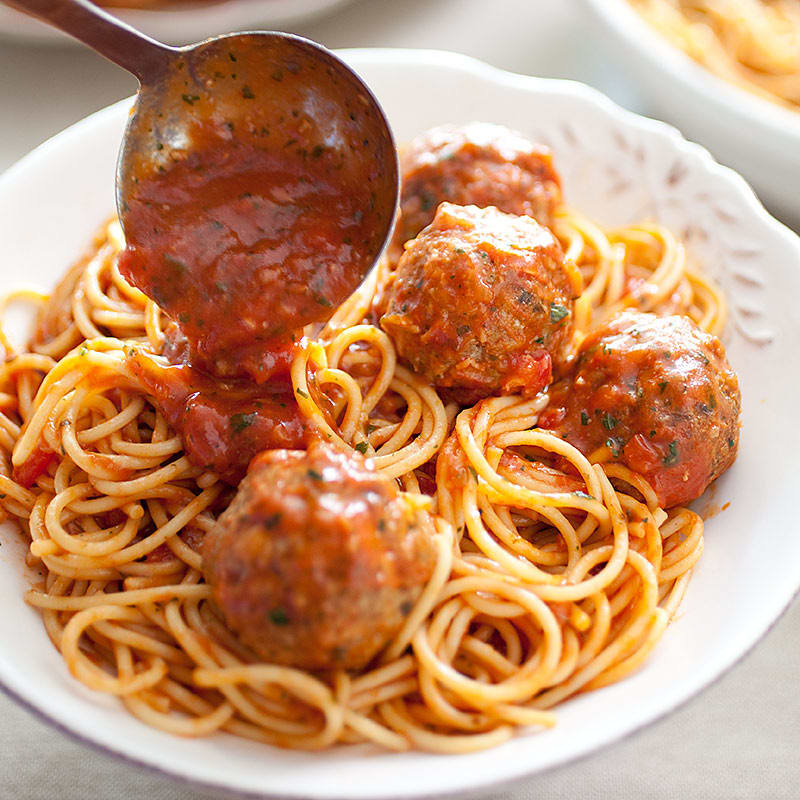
[119,38,396,381]
[127,343,304,484]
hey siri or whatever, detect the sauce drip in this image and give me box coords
[127,345,305,484]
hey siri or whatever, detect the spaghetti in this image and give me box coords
[0,205,721,753]
[630,0,800,111]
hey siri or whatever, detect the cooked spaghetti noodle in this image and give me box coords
[630,0,800,110]
[0,206,721,753]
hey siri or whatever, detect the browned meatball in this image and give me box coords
[202,441,436,670]
[381,203,582,405]
[539,310,741,508]
[392,122,562,255]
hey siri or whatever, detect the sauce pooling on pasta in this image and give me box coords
[114,44,398,478]
[126,343,305,484]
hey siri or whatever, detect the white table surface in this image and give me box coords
[1,1,798,798]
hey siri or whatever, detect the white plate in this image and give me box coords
[1,48,799,800]
[580,0,800,228]
[0,0,355,45]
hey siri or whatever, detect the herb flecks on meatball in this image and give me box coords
[540,310,741,508]
[202,441,436,670]
[393,122,562,255]
[381,203,581,405]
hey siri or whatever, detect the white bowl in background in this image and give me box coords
[0,48,799,799]
[0,0,355,45]
[580,0,800,228]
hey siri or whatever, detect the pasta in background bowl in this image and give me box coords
[628,0,800,111]
[0,48,799,799]
[581,0,800,229]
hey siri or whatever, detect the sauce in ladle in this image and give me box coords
[112,36,397,481]
[118,39,396,382]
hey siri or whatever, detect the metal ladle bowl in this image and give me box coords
[6,0,400,309]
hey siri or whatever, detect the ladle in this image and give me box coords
[5,0,399,378]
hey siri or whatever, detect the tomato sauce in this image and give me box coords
[127,345,304,484]
[118,42,395,382]
[119,126,382,381]
[113,42,398,481]
[12,445,56,489]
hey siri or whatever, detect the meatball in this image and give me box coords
[380,203,582,404]
[392,122,562,254]
[202,441,436,670]
[539,310,741,508]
